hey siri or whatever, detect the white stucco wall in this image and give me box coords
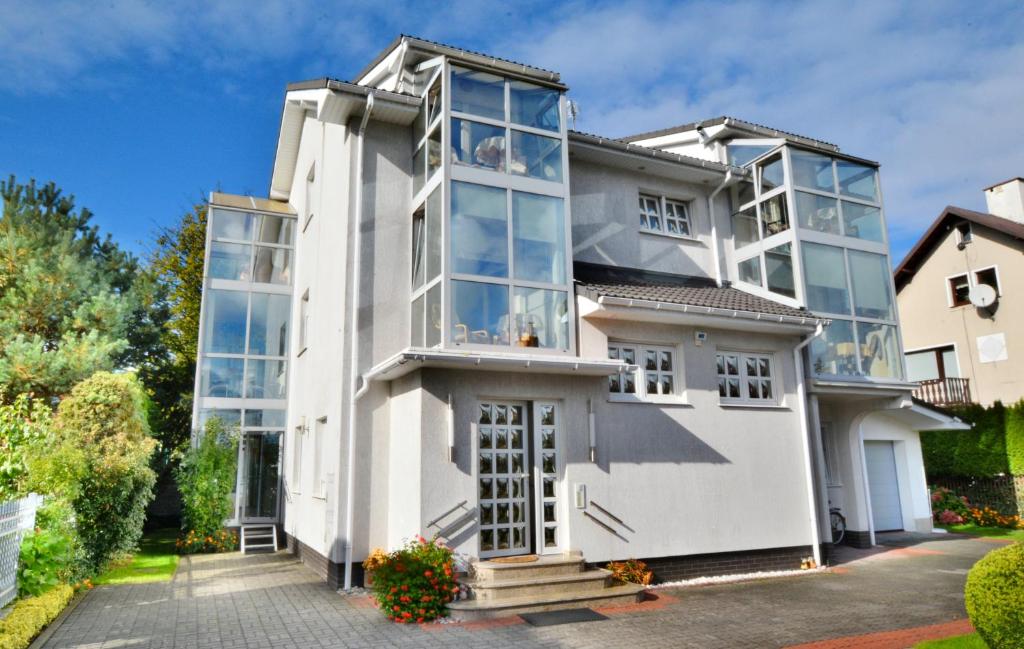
[860,413,933,534]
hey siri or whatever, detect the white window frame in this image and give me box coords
[973,264,1001,296]
[312,416,327,499]
[716,350,780,406]
[638,193,694,239]
[945,272,970,308]
[298,289,310,355]
[291,420,304,494]
[608,341,683,404]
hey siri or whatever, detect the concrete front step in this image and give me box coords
[448,582,646,621]
[472,555,585,583]
[464,568,612,602]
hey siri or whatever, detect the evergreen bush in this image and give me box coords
[965,542,1024,649]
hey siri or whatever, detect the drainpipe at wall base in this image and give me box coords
[794,322,826,568]
[707,170,736,287]
[342,92,375,591]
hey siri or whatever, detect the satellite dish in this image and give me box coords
[969,284,997,308]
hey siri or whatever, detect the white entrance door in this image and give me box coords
[864,441,903,532]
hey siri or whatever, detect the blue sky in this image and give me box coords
[2,0,1022,263]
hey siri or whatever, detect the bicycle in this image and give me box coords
[829,505,846,545]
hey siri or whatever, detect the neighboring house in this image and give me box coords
[895,178,1024,407]
[191,35,965,609]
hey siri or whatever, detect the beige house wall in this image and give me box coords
[897,225,1024,405]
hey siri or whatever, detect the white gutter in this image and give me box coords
[707,170,736,287]
[342,92,375,591]
[794,323,826,567]
[596,295,825,329]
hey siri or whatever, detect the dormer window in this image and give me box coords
[639,194,692,237]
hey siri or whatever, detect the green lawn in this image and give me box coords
[95,528,180,585]
[915,632,987,648]
[940,523,1024,543]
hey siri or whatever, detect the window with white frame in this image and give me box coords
[608,343,677,400]
[291,421,304,494]
[312,416,326,498]
[639,194,692,237]
[716,352,776,404]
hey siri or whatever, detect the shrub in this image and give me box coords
[0,584,74,649]
[921,403,1009,479]
[17,528,72,597]
[1007,400,1024,476]
[967,506,1023,530]
[56,372,157,573]
[0,395,53,501]
[931,486,971,522]
[175,417,238,552]
[606,558,654,585]
[366,536,457,623]
[965,542,1024,649]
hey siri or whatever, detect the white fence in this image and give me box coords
[0,494,42,609]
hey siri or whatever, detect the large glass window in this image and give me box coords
[426,188,442,281]
[245,359,287,399]
[758,154,785,192]
[760,193,789,236]
[837,161,878,202]
[252,246,291,284]
[451,67,504,120]
[203,289,248,353]
[451,182,508,277]
[728,145,773,167]
[765,243,795,298]
[512,192,565,284]
[809,319,857,377]
[857,323,900,379]
[209,242,251,281]
[848,251,894,320]
[791,150,835,192]
[248,293,290,356]
[841,202,884,242]
[738,256,762,286]
[211,209,252,240]
[208,208,294,286]
[200,357,245,398]
[451,281,509,345]
[795,191,840,235]
[425,283,442,348]
[452,118,505,171]
[802,243,850,315]
[513,287,568,350]
[732,206,759,247]
[510,81,560,132]
[510,131,562,182]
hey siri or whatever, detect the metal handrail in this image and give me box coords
[427,500,469,529]
[589,501,635,533]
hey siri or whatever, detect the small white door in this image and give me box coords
[864,441,903,531]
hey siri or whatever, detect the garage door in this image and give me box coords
[864,441,903,531]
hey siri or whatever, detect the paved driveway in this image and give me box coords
[39,533,1004,649]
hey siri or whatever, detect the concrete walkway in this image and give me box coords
[39,533,1004,649]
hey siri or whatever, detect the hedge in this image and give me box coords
[0,584,74,649]
[1007,402,1024,476]
[921,402,1009,478]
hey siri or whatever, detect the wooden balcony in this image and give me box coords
[913,377,972,406]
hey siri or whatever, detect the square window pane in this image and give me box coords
[248,293,291,356]
[760,194,790,236]
[541,429,555,450]
[451,182,508,277]
[543,478,555,499]
[609,374,621,392]
[758,154,785,192]
[452,280,509,345]
[745,357,757,376]
[480,478,493,500]
[759,358,771,377]
[209,242,251,281]
[512,192,565,284]
[624,373,636,394]
[451,67,504,121]
[480,503,493,524]
[497,503,509,524]
[510,131,563,182]
[621,348,635,365]
[761,380,773,400]
[411,294,425,347]
[858,323,901,379]
[200,357,244,398]
[716,354,725,375]
[255,214,294,246]
[512,287,569,350]
[244,409,286,428]
[795,191,840,234]
[543,502,556,523]
[210,208,252,240]
[660,351,672,371]
[738,256,762,286]
[544,526,556,548]
[905,350,940,382]
[541,405,555,426]
[496,479,509,499]
[252,246,292,284]
[425,283,442,347]
[732,205,759,248]
[791,150,834,192]
[849,250,895,320]
[479,453,492,474]
[837,161,878,202]
[842,202,884,242]
[480,529,493,551]
[451,118,505,171]
[245,359,287,399]
[542,452,556,474]
[718,378,727,397]
[510,81,560,131]
[765,243,795,298]
[645,350,658,371]
[802,242,851,315]
[728,378,740,398]
[661,375,673,395]
[646,372,658,394]
[479,427,492,449]
[202,289,248,353]
[479,404,492,424]
[726,355,739,375]
[498,527,510,549]
[640,195,661,231]
[426,187,442,281]
[198,408,241,431]
[810,319,857,377]
[747,379,760,399]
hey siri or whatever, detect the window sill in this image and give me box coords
[638,229,703,244]
[608,394,691,407]
[718,402,789,410]
[311,493,327,501]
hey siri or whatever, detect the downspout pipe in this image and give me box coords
[707,170,736,287]
[794,322,826,567]
[343,92,375,591]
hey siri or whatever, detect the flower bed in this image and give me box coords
[931,486,1023,529]
[363,536,457,623]
[0,584,74,649]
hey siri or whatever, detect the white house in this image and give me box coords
[191,35,966,616]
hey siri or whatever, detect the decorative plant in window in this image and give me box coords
[606,558,653,585]
[365,536,458,623]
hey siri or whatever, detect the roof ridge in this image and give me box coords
[617,115,838,151]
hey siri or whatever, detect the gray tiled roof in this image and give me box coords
[574,262,817,320]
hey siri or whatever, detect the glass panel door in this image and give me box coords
[477,402,529,558]
[240,432,281,522]
[533,402,561,554]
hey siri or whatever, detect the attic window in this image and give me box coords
[975,267,1000,295]
[949,274,970,307]
[956,222,972,245]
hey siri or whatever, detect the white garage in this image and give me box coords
[864,440,904,531]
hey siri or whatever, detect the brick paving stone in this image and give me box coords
[38,532,1001,649]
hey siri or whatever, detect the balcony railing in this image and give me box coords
[913,377,972,406]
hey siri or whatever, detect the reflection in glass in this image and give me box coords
[244,409,286,428]
[795,191,840,234]
[837,161,878,202]
[211,209,252,240]
[425,283,442,347]
[426,187,442,281]
[245,359,287,399]
[512,192,565,284]
[513,287,569,350]
[203,289,248,353]
[451,280,509,345]
[510,131,562,182]
[732,206,759,247]
[765,243,795,298]
[848,250,894,320]
[252,246,291,284]
[858,322,901,379]
[200,357,244,397]
[197,408,241,431]
[810,319,857,376]
[248,293,290,356]
[209,242,251,281]
[510,81,560,131]
[761,194,790,236]
[842,202,884,242]
[412,145,425,197]
[451,182,508,277]
[791,150,834,192]
[451,118,505,171]
[728,145,772,167]
[738,256,762,286]
[254,215,294,245]
[758,154,784,191]
[802,243,851,314]
[411,294,424,347]
[451,67,504,120]
[427,127,442,180]
[736,181,755,206]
